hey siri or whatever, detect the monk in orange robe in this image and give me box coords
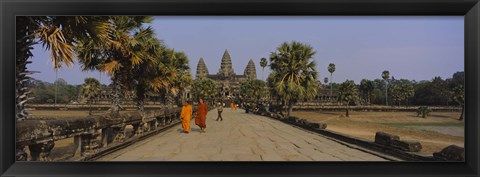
[180,100,193,133]
[195,99,208,132]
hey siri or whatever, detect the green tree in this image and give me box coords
[77,16,154,114]
[269,41,319,117]
[359,79,375,105]
[165,49,192,104]
[191,78,217,101]
[337,80,359,117]
[324,77,329,85]
[80,78,101,115]
[400,81,415,106]
[260,57,268,80]
[240,80,267,102]
[328,63,336,96]
[382,70,390,106]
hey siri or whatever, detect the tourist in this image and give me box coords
[216,102,223,121]
[195,98,208,133]
[180,100,193,133]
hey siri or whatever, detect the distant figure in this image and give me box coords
[245,103,250,113]
[216,102,223,121]
[180,100,193,133]
[230,102,234,110]
[195,98,208,133]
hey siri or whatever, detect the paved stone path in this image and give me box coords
[99,109,390,161]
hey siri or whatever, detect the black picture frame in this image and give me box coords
[1,0,479,176]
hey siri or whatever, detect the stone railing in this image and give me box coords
[16,107,183,161]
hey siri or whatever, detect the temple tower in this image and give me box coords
[217,49,235,77]
[196,57,209,79]
[244,59,257,80]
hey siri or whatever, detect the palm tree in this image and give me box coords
[80,78,101,115]
[260,57,268,80]
[382,70,390,106]
[160,48,192,106]
[328,63,336,97]
[337,80,359,117]
[16,16,111,122]
[269,41,319,117]
[129,27,165,112]
[81,16,153,114]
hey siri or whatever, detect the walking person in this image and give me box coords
[195,98,208,133]
[216,102,223,121]
[179,100,193,133]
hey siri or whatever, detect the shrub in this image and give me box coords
[416,106,432,118]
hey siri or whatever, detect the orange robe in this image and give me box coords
[195,103,208,128]
[180,104,193,132]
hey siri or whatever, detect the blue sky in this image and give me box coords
[28,16,464,85]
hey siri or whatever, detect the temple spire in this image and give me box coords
[196,57,209,79]
[218,49,235,77]
[244,59,257,80]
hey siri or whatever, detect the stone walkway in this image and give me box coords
[98,109,390,161]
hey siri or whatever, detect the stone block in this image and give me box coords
[374,131,400,146]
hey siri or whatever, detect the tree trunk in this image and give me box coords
[15,16,34,161]
[16,17,35,122]
[110,75,122,115]
[346,104,349,117]
[330,73,333,97]
[88,99,93,115]
[385,83,388,106]
[459,106,464,121]
[287,100,294,117]
[136,83,145,112]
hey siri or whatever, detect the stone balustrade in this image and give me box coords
[16,107,182,161]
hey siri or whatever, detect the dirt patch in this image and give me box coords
[291,111,464,155]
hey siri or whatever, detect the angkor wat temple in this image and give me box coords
[195,49,257,99]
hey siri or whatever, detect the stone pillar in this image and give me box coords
[80,133,100,156]
[100,127,114,148]
[112,126,126,142]
[28,141,55,161]
[132,124,143,136]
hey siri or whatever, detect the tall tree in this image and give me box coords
[79,16,153,114]
[163,49,192,105]
[337,80,359,117]
[400,81,415,106]
[269,41,319,117]
[260,57,268,80]
[129,27,166,112]
[359,79,375,105]
[328,63,336,97]
[382,70,390,106]
[80,78,101,115]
